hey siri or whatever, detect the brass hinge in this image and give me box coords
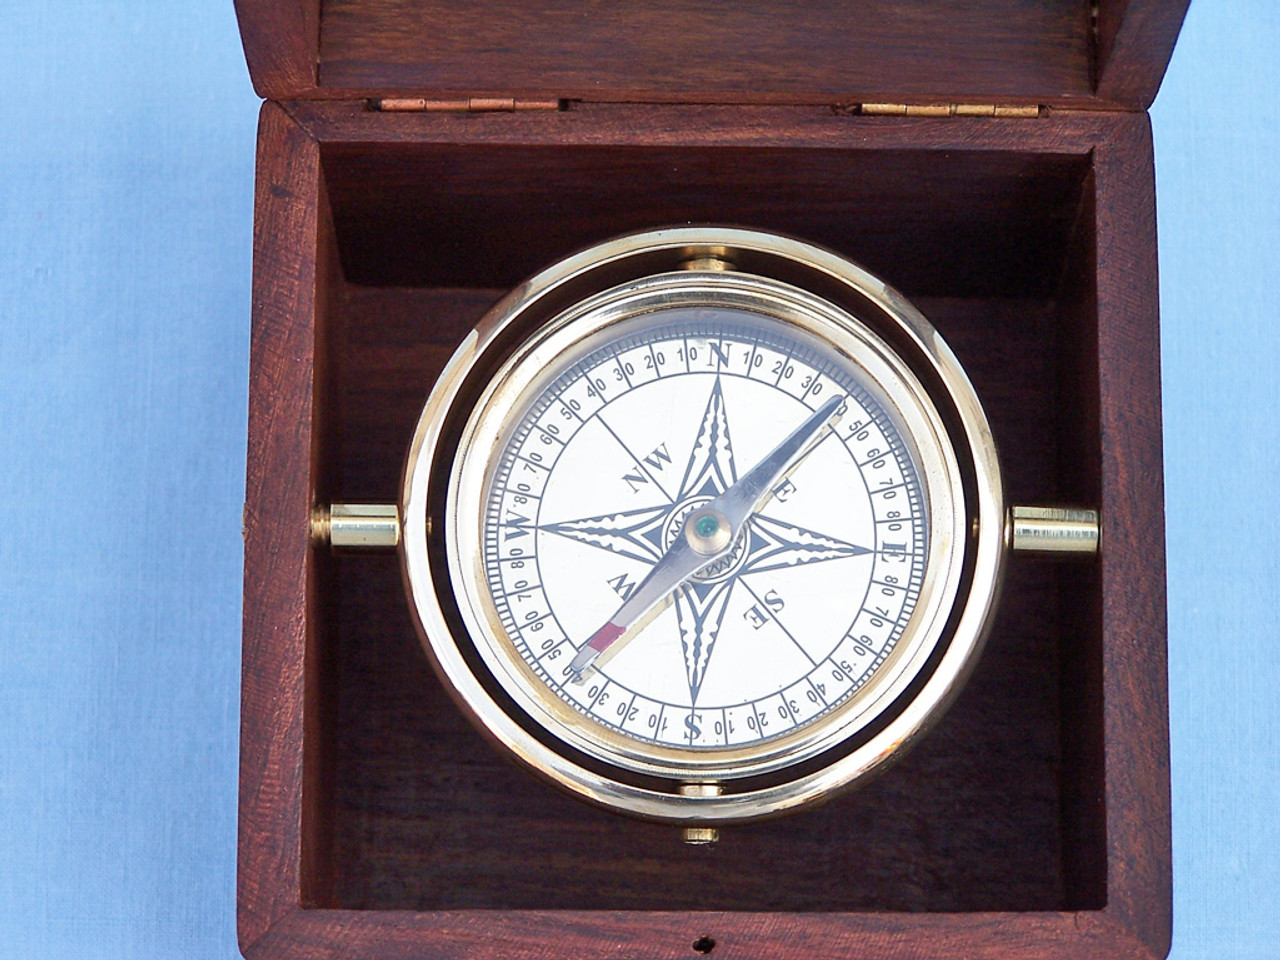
[367,97,1038,118]
[853,102,1041,118]
[370,97,563,113]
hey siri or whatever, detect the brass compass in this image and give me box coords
[314,227,1097,837]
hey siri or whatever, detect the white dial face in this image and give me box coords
[479,306,929,755]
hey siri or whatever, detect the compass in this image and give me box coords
[314,227,1098,836]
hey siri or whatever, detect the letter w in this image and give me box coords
[607,573,638,601]
[643,443,672,471]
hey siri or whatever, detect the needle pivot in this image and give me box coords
[685,508,731,555]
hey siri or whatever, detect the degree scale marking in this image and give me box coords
[488,327,921,747]
[482,315,927,749]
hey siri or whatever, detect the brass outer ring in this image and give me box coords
[400,227,1006,824]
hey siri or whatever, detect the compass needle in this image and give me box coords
[569,393,844,677]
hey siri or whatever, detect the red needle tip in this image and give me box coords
[569,621,626,678]
[587,621,625,652]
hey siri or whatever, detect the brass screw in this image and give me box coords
[680,247,736,272]
[682,826,719,845]
[679,783,723,845]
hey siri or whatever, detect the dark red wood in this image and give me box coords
[1053,172,1109,910]
[238,101,1171,959]
[239,101,320,951]
[1092,113,1172,959]
[243,907,1162,960]
[315,139,1087,297]
[1096,0,1192,109]
[234,0,319,99]
[316,0,1093,105]
[234,0,1186,111]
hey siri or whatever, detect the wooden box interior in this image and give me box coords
[300,136,1107,914]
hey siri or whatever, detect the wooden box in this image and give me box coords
[236,3,1184,957]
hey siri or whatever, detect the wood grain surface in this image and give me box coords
[239,101,321,948]
[318,142,1088,298]
[239,102,1170,959]
[232,0,319,99]
[317,0,1093,105]
[232,0,1187,110]
[1096,0,1193,109]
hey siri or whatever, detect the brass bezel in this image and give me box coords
[450,275,960,781]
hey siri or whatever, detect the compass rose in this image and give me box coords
[541,376,869,704]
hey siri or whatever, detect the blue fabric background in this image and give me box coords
[0,1,1274,956]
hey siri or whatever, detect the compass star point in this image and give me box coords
[677,375,738,501]
[674,578,736,705]
[739,513,872,575]
[539,504,670,563]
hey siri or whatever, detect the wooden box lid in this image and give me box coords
[235,0,1188,111]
